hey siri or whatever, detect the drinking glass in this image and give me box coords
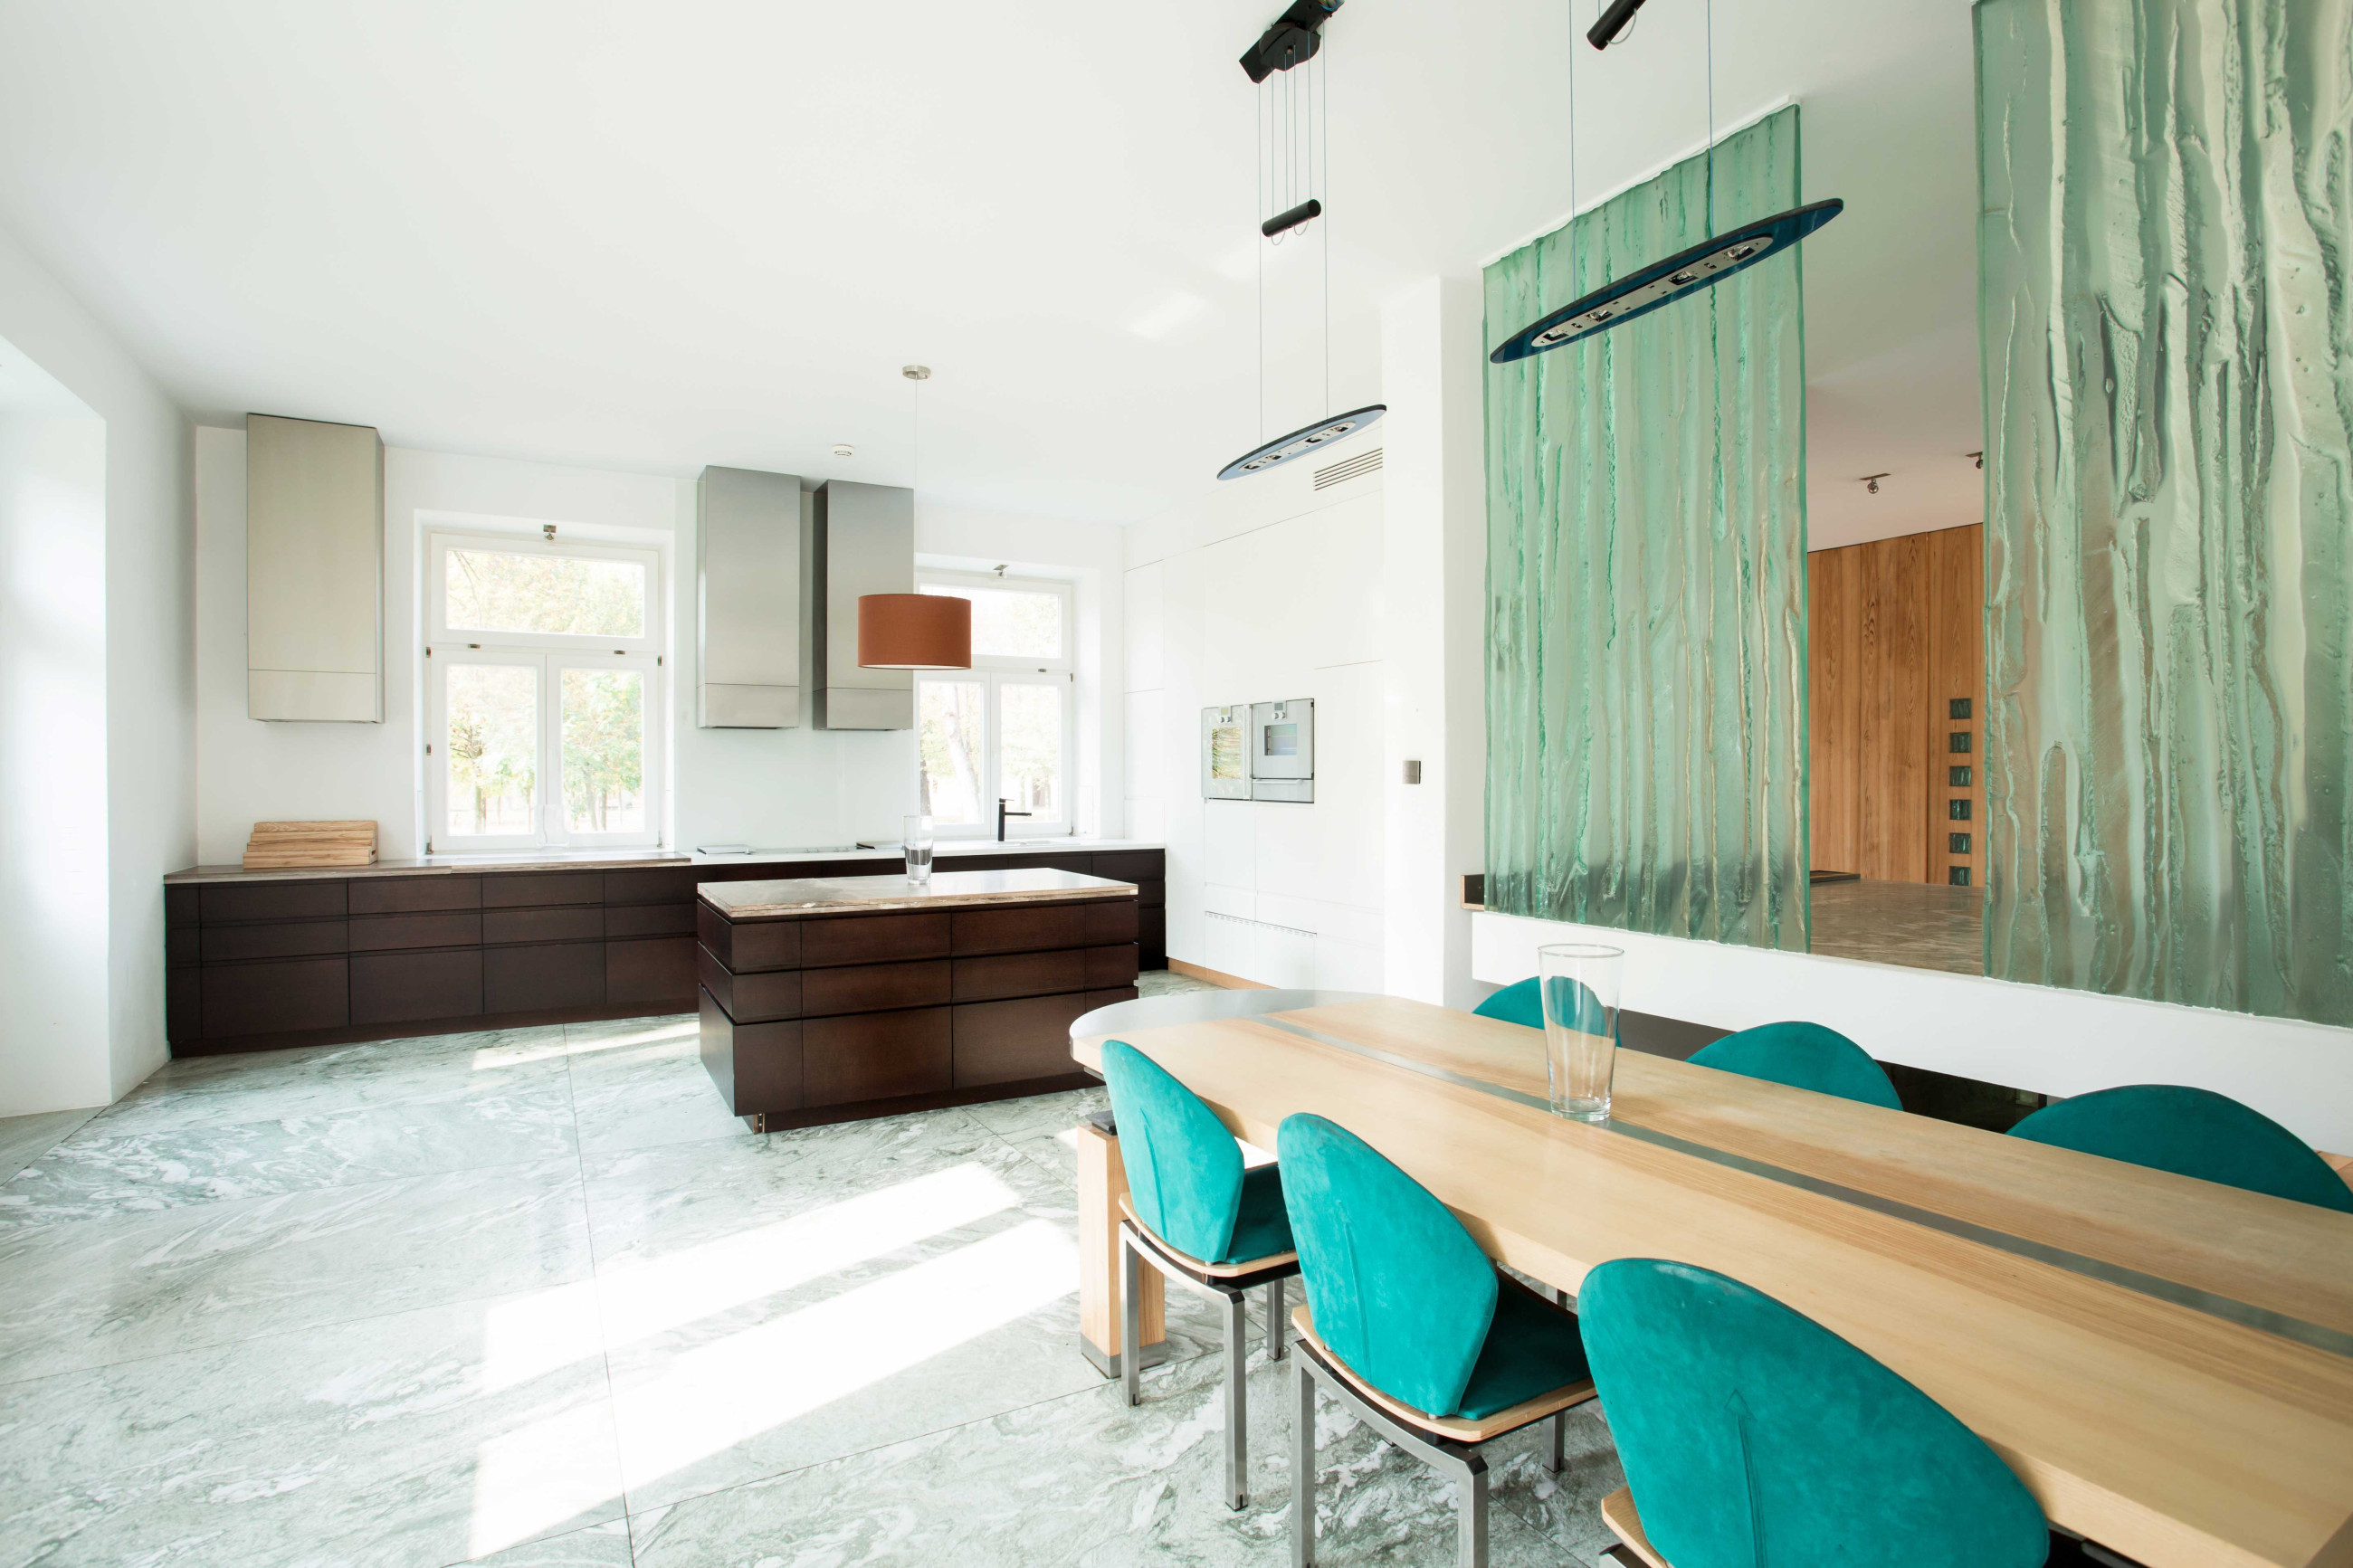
[903,814,935,885]
[1537,943,1624,1121]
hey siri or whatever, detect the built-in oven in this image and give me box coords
[1250,698,1313,803]
[1199,705,1252,800]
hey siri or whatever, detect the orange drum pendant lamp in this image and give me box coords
[857,365,973,670]
[858,592,970,670]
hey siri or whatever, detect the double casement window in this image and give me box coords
[915,571,1075,839]
[424,531,663,851]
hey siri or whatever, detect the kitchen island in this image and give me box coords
[698,868,1139,1131]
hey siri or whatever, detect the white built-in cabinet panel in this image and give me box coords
[697,465,805,728]
[245,414,383,722]
[1125,561,1165,692]
[814,480,914,729]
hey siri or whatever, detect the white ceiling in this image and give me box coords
[0,0,1982,538]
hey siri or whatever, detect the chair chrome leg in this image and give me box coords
[1223,1290,1249,1509]
[1120,1227,1142,1408]
[1457,1460,1488,1568]
[1543,1408,1564,1474]
[1266,1275,1288,1361]
[1291,1356,1318,1566]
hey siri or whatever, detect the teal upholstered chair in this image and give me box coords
[1277,1112,1595,1568]
[1100,1040,1300,1509]
[1686,1021,1903,1110]
[1578,1258,2049,1568]
[1471,974,1608,1034]
[2007,1085,2353,1214]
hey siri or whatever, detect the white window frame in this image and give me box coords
[917,570,1077,841]
[425,529,664,851]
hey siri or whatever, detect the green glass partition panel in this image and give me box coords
[1484,106,1808,949]
[1977,0,2353,1026]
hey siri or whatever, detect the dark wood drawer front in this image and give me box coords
[1085,986,1140,1011]
[700,945,802,1022]
[801,911,951,967]
[482,871,604,908]
[167,927,200,966]
[200,956,348,1038]
[1140,908,1167,967]
[804,1007,952,1107]
[350,950,482,1025]
[605,867,701,905]
[703,994,802,1117]
[803,959,950,1016]
[201,919,348,963]
[1085,943,1140,989]
[1092,851,1164,883]
[167,969,200,1044]
[166,886,199,928]
[1135,879,1166,908]
[606,902,695,939]
[348,911,481,952]
[952,993,1094,1088]
[952,949,1086,1003]
[200,879,347,925]
[483,907,605,946]
[950,904,1086,955]
[348,876,482,915]
[483,943,605,1012]
[1084,899,1139,945]
[606,937,697,1010]
[701,905,801,972]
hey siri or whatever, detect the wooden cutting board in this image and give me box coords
[243,820,378,870]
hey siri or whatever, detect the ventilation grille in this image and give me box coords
[1313,447,1383,489]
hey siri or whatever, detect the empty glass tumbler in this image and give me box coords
[1537,943,1624,1121]
[904,814,935,885]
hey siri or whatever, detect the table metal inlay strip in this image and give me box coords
[1252,1013,2353,1361]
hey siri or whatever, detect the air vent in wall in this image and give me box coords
[1312,447,1383,489]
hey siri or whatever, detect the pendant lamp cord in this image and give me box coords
[1320,45,1330,418]
[1704,0,1716,236]
[1256,70,1264,442]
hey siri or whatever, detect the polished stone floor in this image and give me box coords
[0,974,1621,1566]
[1809,877,1984,975]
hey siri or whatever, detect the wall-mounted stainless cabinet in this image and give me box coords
[246,414,383,722]
[697,466,805,728]
[812,480,913,729]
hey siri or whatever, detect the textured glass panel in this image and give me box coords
[1977,0,2353,1026]
[1484,107,1809,948]
[446,548,645,638]
[919,583,1062,659]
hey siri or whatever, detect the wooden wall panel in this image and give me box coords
[1807,526,1980,887]
[1927,524,1986,889]
[1808,547,1862,873]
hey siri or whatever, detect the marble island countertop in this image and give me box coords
[701,868,1138,919]
[163,837,1163,886]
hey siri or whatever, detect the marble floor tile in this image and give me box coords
[0,1107,100,1184]
[627,1346,1607,1567]
[960,1084,1109,1143]
[93,1026,575,1137]
[448,1517,636,1567]
[0,1156,593,1383]
[564,1012,699,1056]
[0,1086,579,1229]
[1138,968,1226,999]
[0,1288,624,1568]
[566,1019,748,1157]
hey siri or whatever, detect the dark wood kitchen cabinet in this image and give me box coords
[163,846,1161,1056]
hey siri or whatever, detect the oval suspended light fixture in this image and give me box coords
[1489,0,1844,365]
[857,366,973,670]
[1218,405,1386,480]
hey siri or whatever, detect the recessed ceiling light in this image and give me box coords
[833,443,854,458]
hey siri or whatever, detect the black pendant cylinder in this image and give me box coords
[1262,199,1323,239]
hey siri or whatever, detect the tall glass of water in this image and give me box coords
[904,814,934,886]
[1537,943,1624,1121]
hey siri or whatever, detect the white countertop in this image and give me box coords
[164,838,1163,886]
[700,868,1138,919]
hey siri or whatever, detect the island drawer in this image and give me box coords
[951,993,1100,1088]
[800,911,951,968]
[802,959,950,1015]
[699,902,801,972]
[700,945,802,1022]
[951,949,1086,1003]
[950,903,1088,955]
[802,1007,951,1107]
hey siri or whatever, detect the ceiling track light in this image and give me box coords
[1862,472,1890,494]
[1489,0,1845,366]
[1218,405,1387,480]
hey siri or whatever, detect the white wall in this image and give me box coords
[193,438,1123,862]
[0,223,195,1113]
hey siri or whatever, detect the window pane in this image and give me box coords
[920,584,1062,659]
[561,668,645,835]
[999,682,1063,822]
[447,547,645,638]
[445,664,538,838]
[919,679,986,825]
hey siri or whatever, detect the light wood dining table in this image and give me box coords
[1070,993,2353,1568]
